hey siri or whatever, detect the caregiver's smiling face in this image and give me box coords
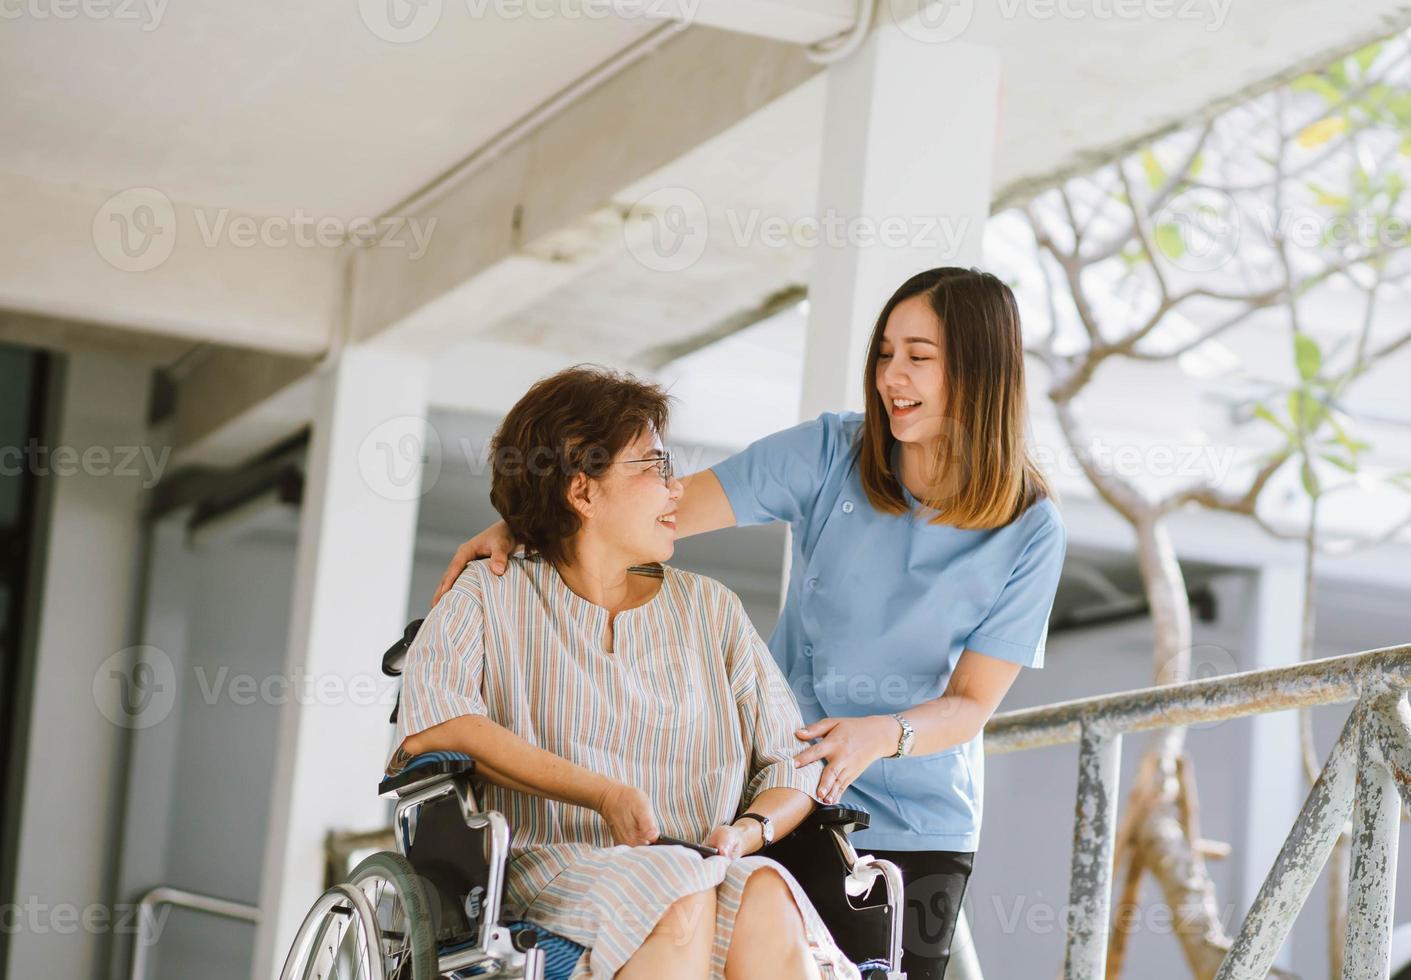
[875,294,947,446]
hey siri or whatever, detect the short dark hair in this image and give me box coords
[489,366,670,566]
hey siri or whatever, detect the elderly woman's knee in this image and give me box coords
[738,868,804,934]
[655,887,717,942]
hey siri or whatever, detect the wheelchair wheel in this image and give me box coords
[280,851,438,980]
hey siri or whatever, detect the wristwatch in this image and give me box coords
[735,812,774,846]
[890,713,916,758]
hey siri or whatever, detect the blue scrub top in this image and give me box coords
[712,411,1067,852]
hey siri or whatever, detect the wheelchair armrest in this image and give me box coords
[379,750,475,797]
[812,802,870,835]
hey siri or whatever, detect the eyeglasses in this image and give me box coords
[617,451,675,485]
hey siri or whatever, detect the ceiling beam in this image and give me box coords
[164,25,824,468]
[349,24,822,350]
[0,173,343,357]
[651,0,857,44]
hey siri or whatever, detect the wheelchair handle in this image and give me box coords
[382,619,424,678]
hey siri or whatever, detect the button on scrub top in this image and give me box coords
[712,412,1067,851]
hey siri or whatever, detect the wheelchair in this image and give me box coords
[279,619,909,980]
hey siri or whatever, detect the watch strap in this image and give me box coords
[890,712,916,758]
[736,811,773,845]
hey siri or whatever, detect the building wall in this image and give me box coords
[147,531,297,980]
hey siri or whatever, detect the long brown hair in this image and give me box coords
[857,267,1053,529]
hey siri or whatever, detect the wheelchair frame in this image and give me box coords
[281,613,910,980]
[372,752,907,980]
[385,761,539,977]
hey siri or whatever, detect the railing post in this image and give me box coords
[1215,705,1360,979]
[1344,696,1405,979]
[1064,724,1122,979]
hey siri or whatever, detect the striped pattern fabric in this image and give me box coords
[392,557,859,979]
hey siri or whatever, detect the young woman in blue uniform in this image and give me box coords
[434,267,1067,979]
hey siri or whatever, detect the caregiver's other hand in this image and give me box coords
[705,823,753,859]
[793,715,903,804]
[432,520,519,605]
[596,781,660,846]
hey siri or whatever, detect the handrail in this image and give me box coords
[970,642,1411,979]
[128,885,260,980]
[985,643,1411,753]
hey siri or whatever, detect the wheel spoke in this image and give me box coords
[288,856,428,980]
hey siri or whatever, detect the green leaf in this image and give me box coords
[1321,409,1370,458]
[1297,116,1347,148]
[1288,390,1327,433]
[1140,149,1165,190]
[1155,224,1185,260]
[1353,41,1383,73]
[1319,453,1357,474]
[1361,83,1395,112]
[1189,152,1205,178]
[1294,333,1322,381]
[1253,403,1291,436]
[1386,171,1405,203]
[1301,460,1321,497]
[1307,181,1349,209]
[1291,74,1343,105]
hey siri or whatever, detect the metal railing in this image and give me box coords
[127,886,260,980]
[970,642,1411,979]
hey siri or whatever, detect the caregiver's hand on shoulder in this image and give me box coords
[432,520,519,604]
[595,781,660,846]
[793,715,902,805]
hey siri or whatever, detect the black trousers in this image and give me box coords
[845,848,975,980]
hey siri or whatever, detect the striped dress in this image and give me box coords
[392,556,860,980]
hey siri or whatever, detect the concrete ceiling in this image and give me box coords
[0,1,657,217]
[4,0,1411,471]
[431,0,1411,369]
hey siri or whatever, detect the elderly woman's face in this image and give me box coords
[580,428,683,564]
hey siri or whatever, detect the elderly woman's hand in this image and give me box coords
[704,824,753,859]
[595,781,660,846]
[793,715,902,804]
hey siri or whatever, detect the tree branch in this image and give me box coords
[1159,450,1291,517]
[1084,122,1215,265]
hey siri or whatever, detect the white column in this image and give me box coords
[800,21,1002,417]
[789,24,1003,973]
[1232,564,1305,971]
[252,346,431,978]
[7,352,149,980]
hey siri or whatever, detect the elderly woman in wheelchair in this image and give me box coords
[280,367,905,980]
